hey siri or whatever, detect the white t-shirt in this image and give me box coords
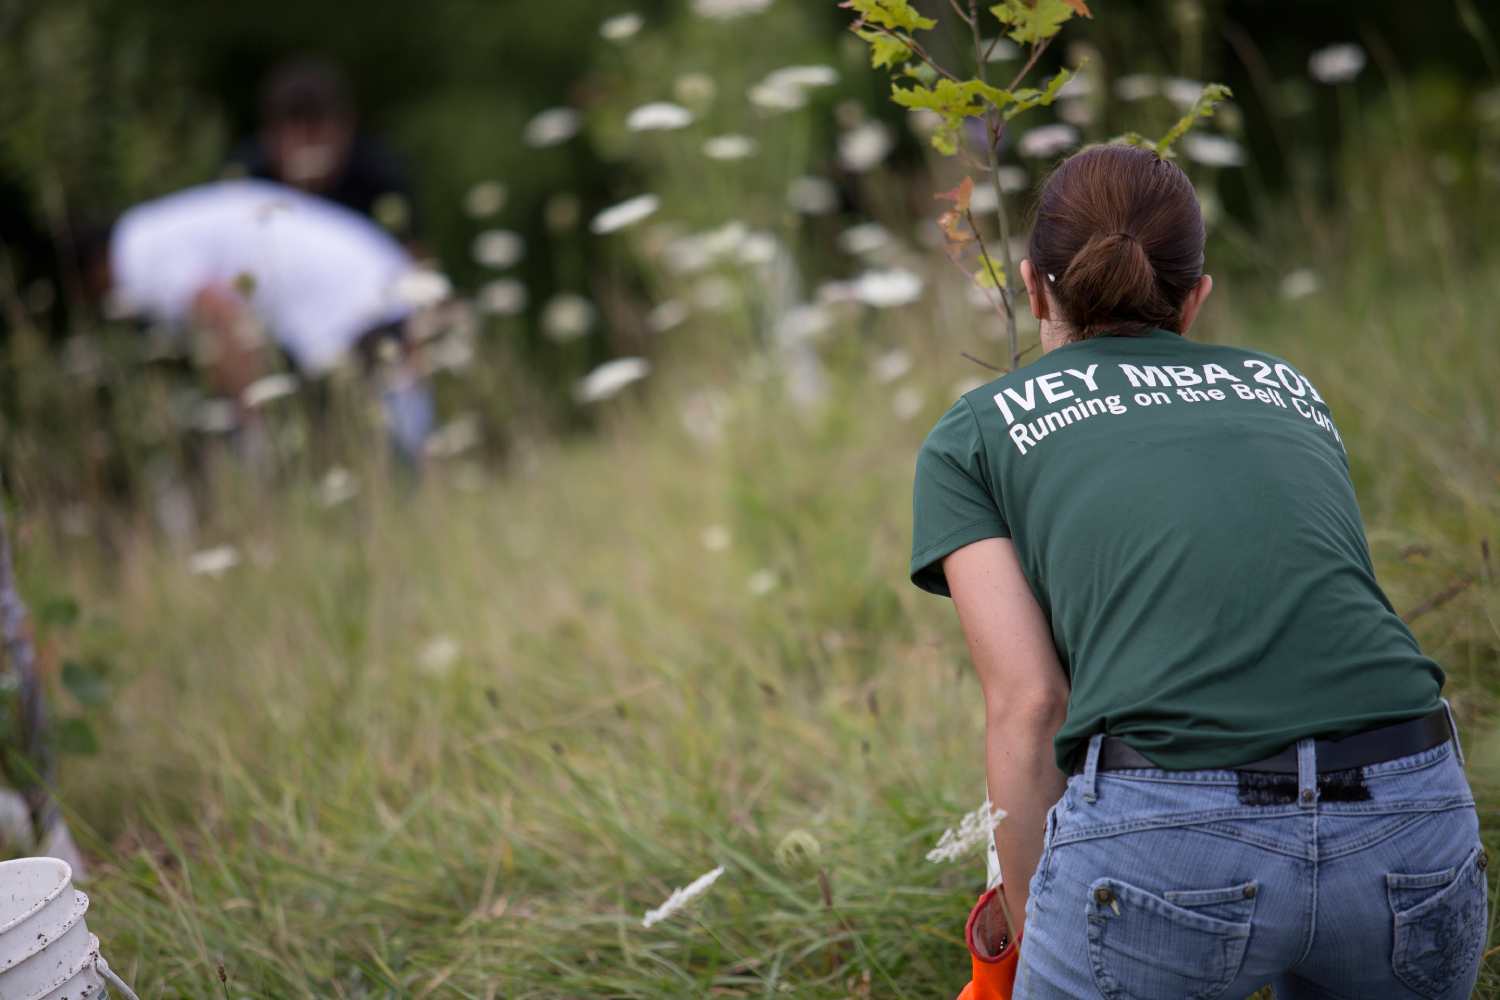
[110,179,414,374]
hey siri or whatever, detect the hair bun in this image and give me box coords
[1058,230,1161,331]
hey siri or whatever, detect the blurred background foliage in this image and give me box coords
[3,0,1498,341]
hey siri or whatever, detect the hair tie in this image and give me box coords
[1110,231,1137,242]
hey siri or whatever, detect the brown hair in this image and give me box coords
[1026,144,1204,339]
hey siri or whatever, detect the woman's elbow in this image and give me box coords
[985,686,1068,733]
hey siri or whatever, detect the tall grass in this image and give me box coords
[8,228,1488,995]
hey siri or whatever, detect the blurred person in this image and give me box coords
[226,56,419,241]
[913,145,1481,999]
[96,177,436,463]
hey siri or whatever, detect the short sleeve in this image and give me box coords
[910,396,1009,597]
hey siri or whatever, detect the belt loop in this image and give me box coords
[1297,738,1317,808]
[1442,698,1466,768]
[1081,733,1105,804]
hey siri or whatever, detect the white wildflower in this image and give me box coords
[775,303,832,345]
[764,65,838,92]
[194,398,239,435]
[692,0,770,19]
[600,12,644,41]
[1059,97,1095,127]
[626,102,694,132]
[427,414,483,459]
[242,373,299,409]
[852,268,923,309]
[541,293,596,342]
[1475,85,1500,125]
[967,280,1002,311]
[787,176,838,215]
[872,348,912,384]
[1198,189,1222,228]
[391,268,452,309]
[1162,77,1206,109]
[748,80,806,113]
[1309,43,1365,85]
[926,801,1006,864]
[674,72,718,107]
[679,389,728,445]
[575,357,651,404]
[590,194,661,235]
[737,231,779,266]
[838,121,894,173]
[951,376,987,399]
[892,385,926,422]
[664,221,749,273]
[472,229,525,269]
[837,222,891,257]
[418,636,460,676]
[647,299,690,333]
[523,108,581,148]
[464,180,507,218]
[478,279,528,317]
[703,134,757,160]
[1018,123,1080,159]
[907,109,944,142]
[701,525,731,552]
[1279,268,1321,301]
[642,865,726,928]
[318,466,359,508]
[429,325,477,373]
[1181,133,1245,168]
[747,569,778,596]
[980,37,1020,61]
[693,275,738,312]
[1114,73,1158,102]
[189,545,240,578]
[966,170,1028,215]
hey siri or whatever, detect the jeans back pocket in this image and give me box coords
[1388,846,1489,998]
[1086,877,1256,1000]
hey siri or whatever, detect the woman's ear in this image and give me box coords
[1020,259,1049,322]
[1178,274,1214,334]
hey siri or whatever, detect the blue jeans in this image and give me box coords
[1015,728,1486,999]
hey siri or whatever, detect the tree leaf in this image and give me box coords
[1061,0,1091,15]
[975,252,1006,289]
[935,176,975,211]
[1151,83,1233,157]
[62,658,110,707]
[56,717,99,755]
[857,29,913,70]
[842,0,937,33]
[988,0,1078,46]
[1003,65,1075,120]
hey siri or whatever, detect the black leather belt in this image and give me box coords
[1071,708,1453,776]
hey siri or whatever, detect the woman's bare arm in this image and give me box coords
[943,537,1069,932]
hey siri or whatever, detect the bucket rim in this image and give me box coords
[0,890,89,974]
[0,859,73,937]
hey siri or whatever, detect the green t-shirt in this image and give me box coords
[910,328,1443,772]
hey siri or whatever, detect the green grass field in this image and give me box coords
[7,237,1488,996]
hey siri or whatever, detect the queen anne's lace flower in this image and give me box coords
[926,802,1006,864]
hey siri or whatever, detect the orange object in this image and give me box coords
[956,887,1021,1000]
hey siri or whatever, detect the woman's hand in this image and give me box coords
[944,537,1070,930]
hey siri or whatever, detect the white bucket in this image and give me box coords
[0,859,137,1000]
[31,934,106,1000]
